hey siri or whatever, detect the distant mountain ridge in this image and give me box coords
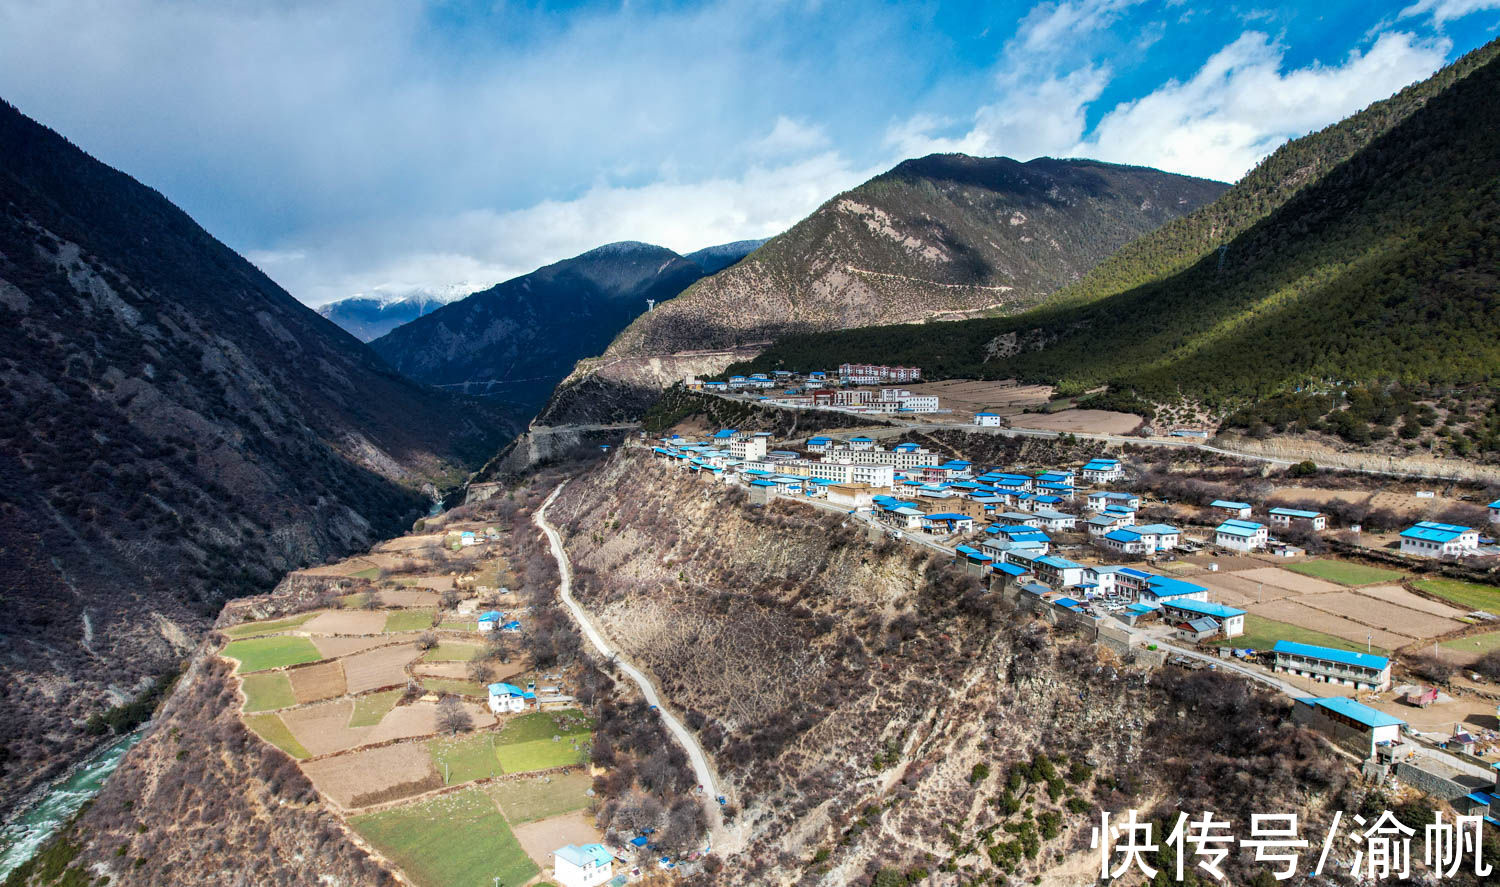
[601,154,1228,357]
[684,238,768,274]
[368,238,762,413]
[0,96,515,815]
[317,291,457,341]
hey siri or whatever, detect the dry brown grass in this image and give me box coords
[303,742,440,809]
[312,634,418,658]
[290,660,347,704]
[303,610,389,635]
[343,644,423,694]
[510,811,602,868]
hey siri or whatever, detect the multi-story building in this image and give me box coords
[838,363,922,383]
[1268,508,1327,531]
[1215,519,1268,551]
[1273,641,1391,691]
[1398,521,1480,558]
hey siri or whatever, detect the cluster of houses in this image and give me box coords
[687,365,941,414]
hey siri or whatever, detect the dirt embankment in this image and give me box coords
[546,451,1361,886]
[1215,433,1500,482]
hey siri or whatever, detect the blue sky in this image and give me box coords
[1,0,1497,306]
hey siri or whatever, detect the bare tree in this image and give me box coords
[466,659,494,685]
[438,589,460,609]
[436,696,472,735]
[416,631,438,651]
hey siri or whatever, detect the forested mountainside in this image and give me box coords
[316,292,453,342]
[734,41,1500,459]
[369,240,759,413]
[0,98,514,817]
[602,155,1226,357]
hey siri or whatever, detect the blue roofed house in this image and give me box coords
[1273,641,1391,691]
[1085,491,1140,513]
[554,843,614,887]
[921,512,975,534]
[974,412,1002,426]
[1079,458,1123,483]
[477,610,503,632]
[1159,598,1245,638]
[1490,499,1500,526]
[489,681,537,714]
[1032,555,1086,588]
[1215,519,1268,551]
[1268,508,1327,531]
[1399,521,1480,558]
[1291,697,1406,759]
[1030,509,1076,531]
[1136,576,1209,605]
[1085,512,1134,536]
[806,436,833,452]
[1209,500,1253,520]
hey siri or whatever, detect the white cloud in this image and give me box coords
[1073,31,1450,180]
[751,116,831,158]
[1399,0,1500,24]
[256,151,877,306]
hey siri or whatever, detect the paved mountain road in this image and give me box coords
[534,484,740,855]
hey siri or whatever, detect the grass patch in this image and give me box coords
[240,672,296,712]
[1414,578,1500,613]
[1283,560,1402,586]
[222,635,322,673]
[426,642,481,662]
[487,771,592,823]
[430,732,503,785]
[421,678,488,697]
[494,711,592,774]
[1215,615,1390,656]
[339,592,372,609]
[222,612,316,639]
[385,609,436,633]
[245,713,310,759]
[438,619,478,632]
[349,689,404,727]
[350,787,537,887]
[350,567,382,581]
[1440,631,1500,655]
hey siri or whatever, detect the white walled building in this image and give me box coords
[1399,522,1480,558]
[1215,519,1268,551]
[974,412,1002,426]
[1268,508,1327,531]
[554,844,614,887]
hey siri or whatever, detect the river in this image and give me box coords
[0,730,144,879]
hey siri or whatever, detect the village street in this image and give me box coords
[534,484,742,856]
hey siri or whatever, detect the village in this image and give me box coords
[649,365,1500,831]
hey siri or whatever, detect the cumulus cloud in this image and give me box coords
[1074,30,1451,180]
[1399,0,1500,24]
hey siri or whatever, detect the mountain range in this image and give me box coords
[733,37,1500,459]
[368,239,763,413]
[0,97,515,814]
[316,291,459,342]
[601,154,1227,357]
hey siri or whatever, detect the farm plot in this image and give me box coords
[1250,599,1413,651]
[378,589,440,607]
[349,689,403,727]
[384,609,436,633]
[425,642,481,662]
[414,661,473,680]
[350,787,537,887]
[1189,573,1297,607]
[488,771,592,823]
[494,711,592,774]
[1233,567,1343,596]
[303,742,441,809]
[342,644,423,694]
[431,733,504,785]
[281,699,362,757]
[311,633,418,658]
[1413,578,1500,614]
[1357,584,1473,618]
[222,635,322,673]
[223,612,317,639]
[1284,560,1403,587]
[1302,591,1466,639]
[240,673,295,712]
[1440,631,1500,663]
[511,811,600,869]
[302,610,389,635]
[244,713,309,759]
[421,678,488,697]
[289,660,347,704]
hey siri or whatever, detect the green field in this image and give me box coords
[339,592,372,609]
[426,642,481,662]
[385,609,436,633]
[438,619,478,632]
[222,635,323,673]
[487,772,592,823]
[430,733,503,784]
[1283,560,1403,586]
[240,673,296,712]
[350,567,382,580]
[349,689,404,727]
[1414,578,1500,613]
[222,612,316,639]
[421,678,488,697]
[351,787,537,887]
[1440,631,1500,655]
[245,713,310,758]
[1215,615,1391,656]
[494,711,592,774]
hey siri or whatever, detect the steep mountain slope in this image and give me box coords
[369,241,710,412]
[603,155,1227,356]
[316,291,455,341]
[733,40,1500,462]
[0,98,514,816]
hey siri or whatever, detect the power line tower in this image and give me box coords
[646,299,657,311]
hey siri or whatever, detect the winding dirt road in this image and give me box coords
[534,484,739,855]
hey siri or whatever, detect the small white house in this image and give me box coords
[1079,458,1123,484]
[1399,521,1480,558]
[1215,519,1267,551]
[974,412,1003,426]
[477,610,502,633]
[488,682,536,714]
[1268,508,1327,531]
[1209,500,1253,520]
[554,843,614,887]
[1159,599,1245,638]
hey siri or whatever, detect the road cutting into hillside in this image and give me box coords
[534,484,740,855]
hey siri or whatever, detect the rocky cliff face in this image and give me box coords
[0,97,514,817]
[604,155,1227,358]
[546,452,1355,884]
